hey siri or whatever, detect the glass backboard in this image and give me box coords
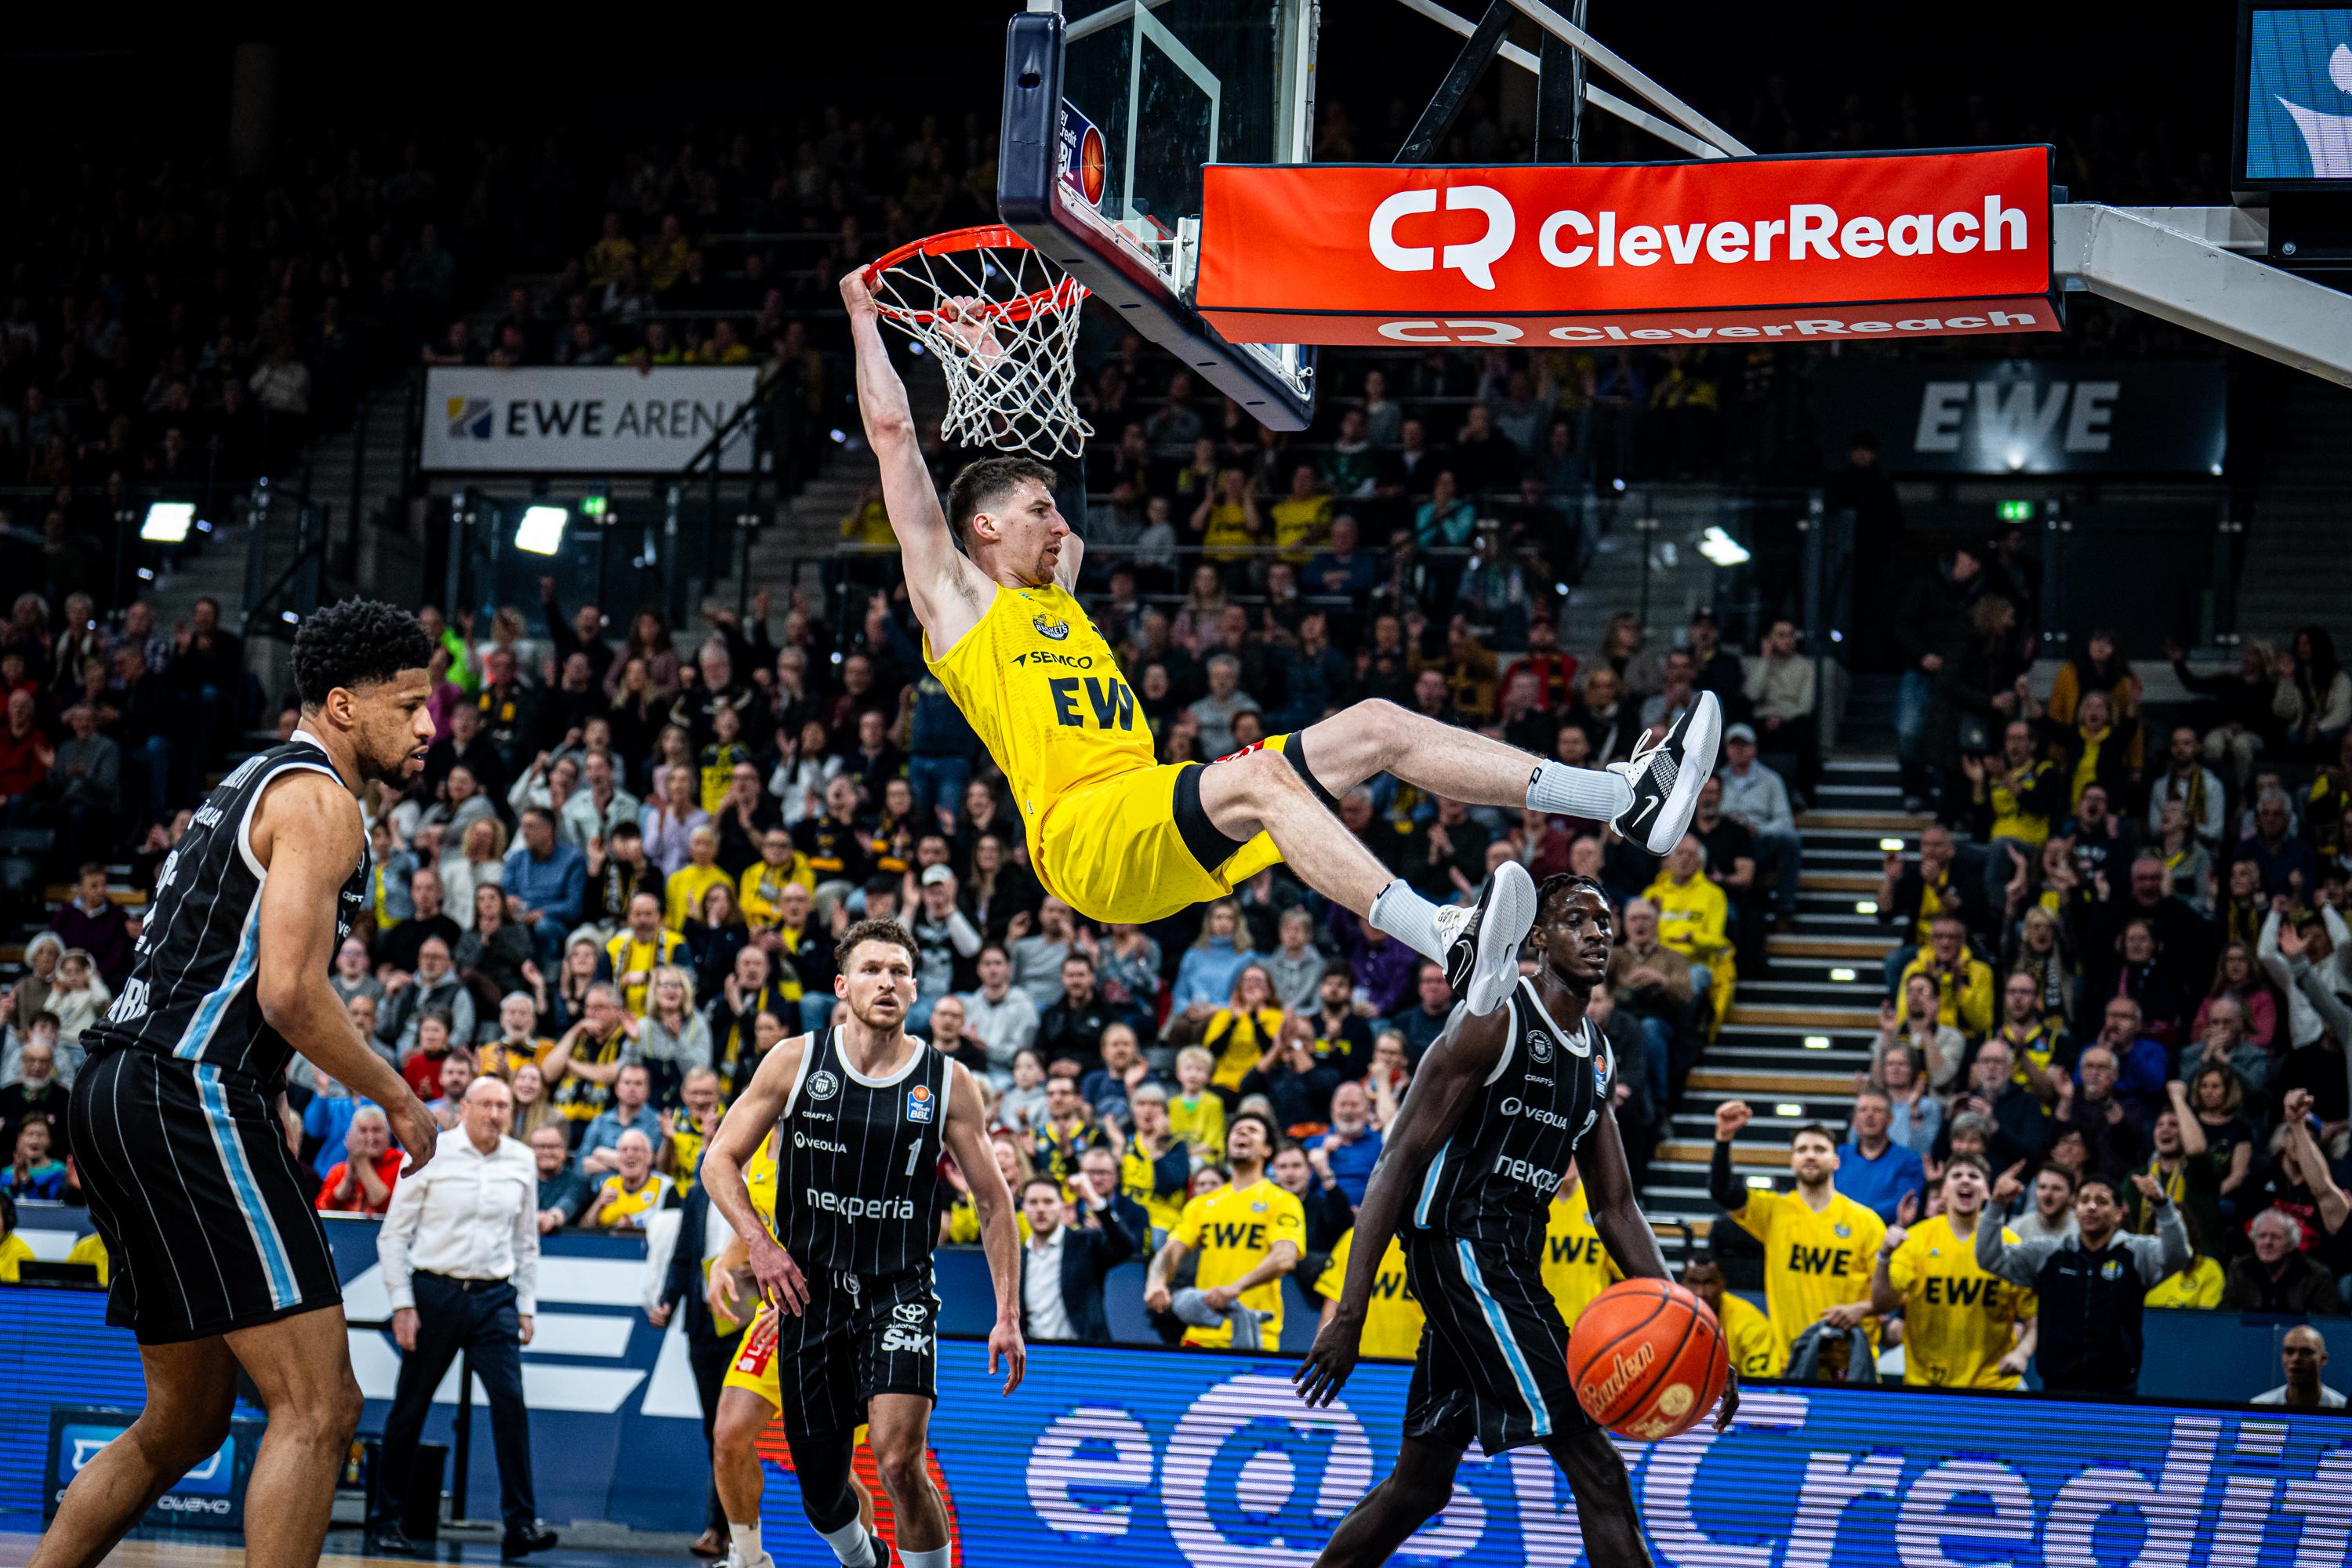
[999,0,1319,429]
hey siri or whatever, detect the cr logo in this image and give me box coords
[1368,184,1515,289]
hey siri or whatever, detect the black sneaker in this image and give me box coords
[1430,860,1536,1016]
[500,1520,559,1559]
[1609,691,1722,855]
[868,1536,894,1568]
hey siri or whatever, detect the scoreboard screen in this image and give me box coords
[2240,5,2352,185]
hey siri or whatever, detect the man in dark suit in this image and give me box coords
[1016,1174,1134,1345]
[652,1171,737,1559]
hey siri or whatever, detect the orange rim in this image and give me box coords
[861,225,1080,328]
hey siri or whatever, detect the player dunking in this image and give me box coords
[39,600,440,1568]
[700,920,1023,1568]
[838,268,1720,1022]
[1294,876,1737,1568]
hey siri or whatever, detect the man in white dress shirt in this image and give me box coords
[370,1076,558,1559]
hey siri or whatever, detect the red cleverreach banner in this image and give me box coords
[1196,147,2056,344]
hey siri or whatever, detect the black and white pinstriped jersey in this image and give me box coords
[1410,978,1613,1251]
[79,734,367,1090]
[775,1027,952,1277]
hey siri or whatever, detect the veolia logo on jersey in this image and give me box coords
[906,1084,935,1124]
[806,1070,839,1102]
[1497,1097,1573,1131]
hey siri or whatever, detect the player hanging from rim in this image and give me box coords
[700,920,1024,1568]
[701,1126,878,1568]
[837,267,1720,1022]
[41,600,441,1568]
[1293,874,1737,1568]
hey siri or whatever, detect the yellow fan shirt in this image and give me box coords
[1886,1213,2036,1389]
[1717,1291,1780,1377]
[1541,1184,1621,1329]
[1315,1229,1423,1360]
[1173,1177,1306,1348]
[1724,1184,1885,1366]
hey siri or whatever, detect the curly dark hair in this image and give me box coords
[834,916,919,973]
[292,599,435,708]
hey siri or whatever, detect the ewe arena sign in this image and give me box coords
[420,366,759,473]
[1196,146,2059,347]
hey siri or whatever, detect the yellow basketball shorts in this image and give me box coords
[1033,735,1301,925]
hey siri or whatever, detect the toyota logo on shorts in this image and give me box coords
[893,1301,929,1324]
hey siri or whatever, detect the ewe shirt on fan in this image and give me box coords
[1725,1184,1886,1365]
[1888,1213,2036,1390]
[1172,1177,1305,1348]
[1541,1183,1621,1328]
[1316,1228,1422,1360]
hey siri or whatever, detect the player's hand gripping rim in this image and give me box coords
[1293,1312,1364,1408]
[748,1233,811,1316]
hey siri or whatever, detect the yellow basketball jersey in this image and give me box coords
[923,583,1155,834]
[1541,1184,1621,1328]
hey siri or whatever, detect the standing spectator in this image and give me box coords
[637,967,713,1108]
[371,1076,554,1559]
[1015,1174,1134,1345]
[1897,916,1996,1040]
[580,1062,666,1174]
[315,1107,404,1217]
[1009,898,1078,1011]
[2224,1207,2340,1313]
[1838,1090,1928,1224]
[1144,1115,1303,1349]
[1711,1102,1886,1369]
[546,982,638,1131]
[2274,627,2350,760]
[1303,1080,1381,1207]
[1975,1171,2188,1395]
[1716,725,1802,932]
[1869,1155,2036,1389]
[2145,726,2227,850]
[382,938,477,1057]
[2253,1326,2347,1407]
[1877,826,1965,991]
[2166,637,2278,790]
[1644,836,1735,1027]
[960,946,1040,1080]
[606,892,686,1015]
[42,704,119,863]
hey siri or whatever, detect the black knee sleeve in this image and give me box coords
[1283,731,1341,811]
[789,1431,861,1535]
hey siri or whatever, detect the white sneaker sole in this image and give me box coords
[1642,691,1722,855]
[1465,861,1536,1015]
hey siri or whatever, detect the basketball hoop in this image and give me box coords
[862,226,1093,461]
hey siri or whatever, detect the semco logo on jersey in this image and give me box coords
[906,1084,935,1124]
[806,1069,839,1102]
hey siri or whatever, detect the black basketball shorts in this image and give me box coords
[1402,1228,1592,1455]
[68,1046,343,1345]
[773,1265,941,1443]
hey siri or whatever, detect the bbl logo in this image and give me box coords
[806,1069,840,1102]
[1033,615,1069,641]
[444,397,493,440]
[906,1083,935,1123]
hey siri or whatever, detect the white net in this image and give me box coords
[867,228,1094,461]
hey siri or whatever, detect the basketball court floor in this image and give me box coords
[0,1532,704,1568]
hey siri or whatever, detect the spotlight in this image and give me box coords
[514,505,568,556]
[140,503,195,543]
[1697,526,1751,567]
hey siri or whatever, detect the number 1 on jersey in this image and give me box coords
[906,1138,924,1178]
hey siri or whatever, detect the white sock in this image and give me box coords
[821,1518,875,1568]
[728,1523,764,1566]
[1368,878,1449,964]
[902,1548,951,1568]
[1528,759,1633,820]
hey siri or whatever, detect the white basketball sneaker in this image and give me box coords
[1609,690,1722,856]
[1432,859,1537,1016]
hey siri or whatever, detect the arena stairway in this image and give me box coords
[1635,753,1923,1250]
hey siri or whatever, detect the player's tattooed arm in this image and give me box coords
[1294,1006,1505,1408]
[700,1033,812,1314]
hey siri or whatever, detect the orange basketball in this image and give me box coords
[1565,1279,1729,1441]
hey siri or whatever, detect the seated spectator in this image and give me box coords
[1998,917,2078,1068]
[548,982,642,1136]
[1240,1015,1341,1133]
[637,965,713,1107]
[49,863,135,989]
[383,936,476,1055]
[425,1050,476,1130]
[1010,898,1079,1013]
[1606,898,1694,1112]
[606,891,686,1016]
[1644,836,1734,1029]
[2077,996,2169,1123]
[1167,1046,1228,1160]
[1943,1039,2047,1174]
[45,949,110,1047]
[1263,907,1327,1018]
[1303,1079,1381,1207]
[532,1125,590,1232]
[1871,1043,1941,1153]
[962,945,1041,1082]
[1028,1074,1107,1184]
[3,1117,67,1200]
[2146,725,2226,851]
[1078,1023,1155,1128]
[2253,1325,2347,1406]
[1166,963,1286,1098]
[503,807,586,970]
[314,1107,403,1216]
[2198,942,2281,1057]
[510,1062,560,1145]
[658,1069,724,1191]
[1300,964,1374,1081]
[456,885,537,1006]
[1270,1142,1355,1255]
[1378,962,1456,1067]
[2050,1043,2147,1179]
[996,1049,1049,1135]
[583,1129,675,1228]
[1898,916,1994,1045]
[0,1036,69,1157]
[2175,1065,2257,1212]
[1878,826,1966,993]
[1072,1145,1153,1254]
[588,820,667,931]
[579,1061,666,1175]
[2225,1207,2341,1314]
[2274,626,2350,762]
[1186,654,1257,760]
[377,865,458,972]
[642,768,713,880]
[479,993,553,1080]
[1839,1089,1927,1224]
[397,1011,459,1100]
[2234,789,2319,901]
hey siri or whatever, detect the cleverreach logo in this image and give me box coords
[445,397,493,440]
[805,1188,916,1223]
